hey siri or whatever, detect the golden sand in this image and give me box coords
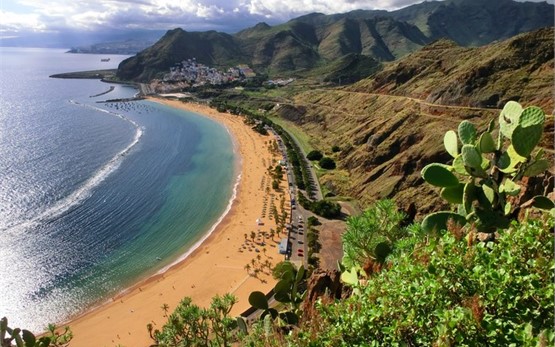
[65,97,289,346]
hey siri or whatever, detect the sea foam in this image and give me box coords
[1,100,143,235]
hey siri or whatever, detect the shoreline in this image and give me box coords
[64,97,288,347]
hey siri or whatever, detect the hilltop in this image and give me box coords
[116,0,553,82]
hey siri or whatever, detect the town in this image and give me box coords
[163,58,256,87]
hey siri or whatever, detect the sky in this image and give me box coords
[1,0,553,46]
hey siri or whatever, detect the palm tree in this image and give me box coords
[244,263,251,275]
[250,231,256,243]
[161,303,170,317]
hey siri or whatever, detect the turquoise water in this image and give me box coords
[0,48,237,331]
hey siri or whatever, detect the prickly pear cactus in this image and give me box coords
[421,101,553,233]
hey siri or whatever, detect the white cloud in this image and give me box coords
[1,0,553,35]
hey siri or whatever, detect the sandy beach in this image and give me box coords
[64,98,289,346]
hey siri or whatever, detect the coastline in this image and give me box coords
[64,97,288,346]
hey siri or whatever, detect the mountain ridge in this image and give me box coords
[116,0,554,82]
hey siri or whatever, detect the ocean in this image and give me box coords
[0,47,237,331]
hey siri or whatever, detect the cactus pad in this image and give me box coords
[249,291,269,310]
[519,106,545,127]
[461,144,482,169]
[478,132,495,153]
[531,195,555,210]
[482,183,496,204]
[499,100,522,138]
[458,120,477,145]
[444,130,459,158]
[421,163,460,187]
[340,266,360,285]
[500,178,521,196]
[512,124,543,158]
[441,183,465,204]
[421,211,466,233]
[463,182,476,213]
[523,159,549,177]
[452,155,469,175]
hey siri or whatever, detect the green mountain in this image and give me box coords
[117,29,245,81]
[117,0,554,82]
[271,28,554,216]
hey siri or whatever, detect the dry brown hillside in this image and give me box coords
[272,28,554,218]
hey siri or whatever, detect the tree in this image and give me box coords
[342,199,406,269]
[311,200,341,218]
[331,145,341,153]
[148,294,240,346]
[318,157,336,170]
[306,150,323,161]
[161,303,170,318]
[250,231,256,243]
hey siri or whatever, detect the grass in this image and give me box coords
[266,116,315,155]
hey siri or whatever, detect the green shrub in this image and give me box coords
[341,199,406,269]
[148,294,241,346]
[331,145,341,153]
[311,200,341,219]
[305,216,554,346]
[306,150,323,161]
[319,157,336,170]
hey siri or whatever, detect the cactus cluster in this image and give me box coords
[421,101,553,233]
[1,317,71,347]
[247,263,306,327]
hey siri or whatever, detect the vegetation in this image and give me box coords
[341,200,406,272]
[318,157,336,170]
[248,264,307,326]
[331,146,340,153]
[421,101,553,233]
[117,2,552,81]
[296,216,554,346]
[147,294,242,346]
[306,150,323,161]
[0,318,72,347]
[297,192,341,219]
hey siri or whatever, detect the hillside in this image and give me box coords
[116,0,553,81]
[269,28,554,217]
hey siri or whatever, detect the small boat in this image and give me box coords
[101,58,111,62]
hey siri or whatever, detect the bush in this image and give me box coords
[318,157,336,170]
[331,145,341,153]
[311,200,341,219]
[342,199,406,267]
[307,216,320,227]
[306,150,323,161]
[306,217,555,346]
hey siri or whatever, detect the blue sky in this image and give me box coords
[1,0,553,45]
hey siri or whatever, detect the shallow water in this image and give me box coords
[0,48,236,331]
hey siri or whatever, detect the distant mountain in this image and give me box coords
[67,38,159,55]
[1,29,164,50]
[117,0,554,82]
[272,28,554,216]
